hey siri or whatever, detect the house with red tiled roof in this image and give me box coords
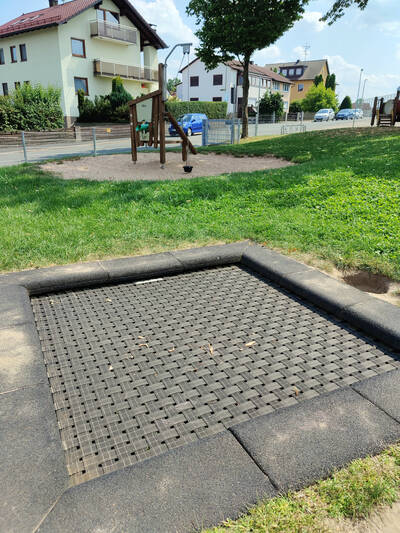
[0,0,166,125]
[177,57,293,116]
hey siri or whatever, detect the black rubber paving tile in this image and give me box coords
[353,369,400,422]
[30,265,400,485]
[0,384,68,533]
[37,431,275,533]
[231,387,400,491]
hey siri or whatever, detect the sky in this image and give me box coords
[2,0,400,102]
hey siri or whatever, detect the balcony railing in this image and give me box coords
[94,60,158,82]
[90,20,137,44]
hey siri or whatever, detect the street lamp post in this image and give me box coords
[361,78,368,102]
[353,68,363,128]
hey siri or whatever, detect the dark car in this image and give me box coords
[335,109,355,120]
[169,113,207,136]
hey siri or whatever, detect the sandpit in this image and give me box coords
[41,151,293,181]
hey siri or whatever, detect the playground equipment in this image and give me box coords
[129,62,196,168]
[371,90,400,127]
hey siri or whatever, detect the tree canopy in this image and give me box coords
[259,91,284,117]
[301,83,338,112]
[186,0,309,137]
[325,73,336,91]
[323,0,369,23]
[340,95,352,109]
[314,74,323,86]
[167,78,180,94]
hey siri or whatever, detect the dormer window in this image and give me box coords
[96,8,120,24]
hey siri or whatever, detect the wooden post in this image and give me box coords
[182,139,187,162]
[167,112,197,155]
[378,97,385,126]
[158,63,166,167]
[392,90,400,126]
[371,97,378,127]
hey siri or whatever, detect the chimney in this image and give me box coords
[49,0,59,7]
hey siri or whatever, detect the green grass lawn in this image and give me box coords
[1,127,400,276]
[203,444,400,532]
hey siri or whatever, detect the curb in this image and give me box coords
[1,242,400,533]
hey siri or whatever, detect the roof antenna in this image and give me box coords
[303,43,310,61]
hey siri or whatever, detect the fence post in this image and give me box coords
[202,119,208,146]
[92,127,97,156]
[236,119,241,144]
[272,111,276,124]
[74,125,82,142]
[230,120,235,144]
[21,131,28,163]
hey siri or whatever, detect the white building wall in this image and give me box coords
[0,27,63,96]
[179,59,292,115]
[180,60,237,114]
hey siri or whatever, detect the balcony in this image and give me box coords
[90,20,137,45]
[94,60,158,82]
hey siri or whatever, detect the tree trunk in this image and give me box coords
[241,53,251,139]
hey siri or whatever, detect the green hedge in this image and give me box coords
[165,101,227,119]
[0,84,63,132]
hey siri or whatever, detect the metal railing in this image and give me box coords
[94,60,158,82]
[90,20,137,44]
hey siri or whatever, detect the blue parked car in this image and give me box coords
[335,108,355,120]
[169,113,207,136]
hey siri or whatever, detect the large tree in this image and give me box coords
[323,0,369,23]
[186,0,309,137]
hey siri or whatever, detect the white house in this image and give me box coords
[0,0,166,125]
[177,57,293,116]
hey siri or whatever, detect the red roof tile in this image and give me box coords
[0,0,100,37]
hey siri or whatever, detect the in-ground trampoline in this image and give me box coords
[2,243,400,533]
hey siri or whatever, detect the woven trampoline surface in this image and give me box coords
[31,265,400,485]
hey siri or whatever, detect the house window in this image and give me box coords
[295,67,302,75]
[15,82,21,89]
[238,74,243,85]
[2,83,8,96]
[283,101,288,110]
[0,49,4,65]
[272,81,280,90]
[71,38,86,58]
[19,44,27,62]
[74,77,89,95]
[213,74,223,85]
[190,76,199,87]
[190,97,199,101]
[283,83,290,92]
[289,68,295,76]
[230,87,235,104]
[10,46,17,63]
[280,68,287,76]
[213,97,222,101]
[97,8,120,24]
[298,83,304,92]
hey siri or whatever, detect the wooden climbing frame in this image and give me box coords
[129,63,197,167]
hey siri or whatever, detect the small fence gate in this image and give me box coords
[202,119,241,146]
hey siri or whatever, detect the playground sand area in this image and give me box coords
[41,151,293,181]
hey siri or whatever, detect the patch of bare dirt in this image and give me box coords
[327,501,400,532]
[41,152,292,182]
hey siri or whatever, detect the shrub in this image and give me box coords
[289,100,303,113]
[166,100,227,119]
[108,76,132,111]
[259,91,284,117]
[0,83,63,132]
[301,83,338,112]
[340,96,352,110]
